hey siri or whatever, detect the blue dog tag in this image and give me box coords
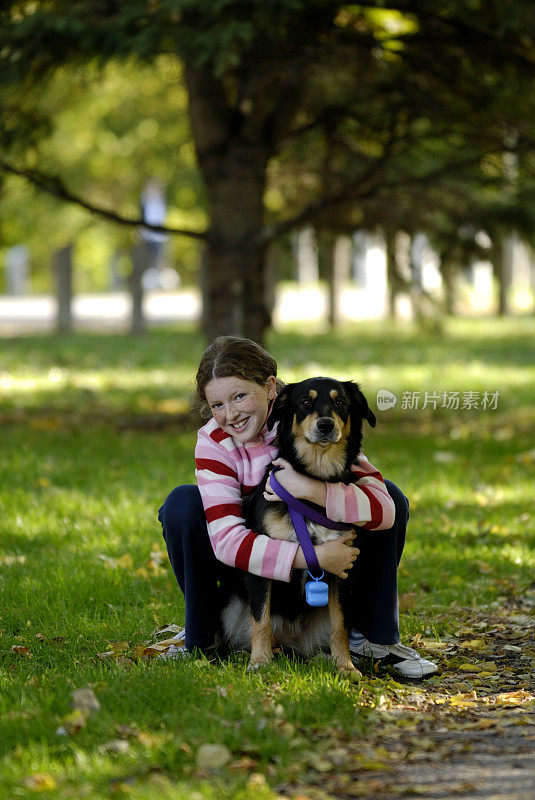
[306,572,329,607]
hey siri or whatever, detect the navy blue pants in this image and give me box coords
[158,481,409,652]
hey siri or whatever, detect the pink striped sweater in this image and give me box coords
[195,416,395,582]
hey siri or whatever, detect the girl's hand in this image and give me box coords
[316,534,359,578]
[264,458,327,505]
[292,533,359,579]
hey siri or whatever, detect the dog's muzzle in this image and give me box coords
[308,416,342,444]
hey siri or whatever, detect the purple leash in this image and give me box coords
[269,469,349,606]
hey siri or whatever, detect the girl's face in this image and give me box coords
[204,375,277,443]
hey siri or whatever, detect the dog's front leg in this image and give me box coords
[328,581,360,674]
[245,574,273,670]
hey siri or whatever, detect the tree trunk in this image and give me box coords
[130,242,147,334]
[442,260,456,315]
[184,62,271,343]
[54,243,73,334]
[493,233,511,316]
[326,234,351,328]
[385,228,405,319]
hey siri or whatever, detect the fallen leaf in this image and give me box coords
[71,687,101,713]
[458,661,497,672]
[458,639,488,650]
[134,567,150,578]
[135,731,159,747]
[105,641,130,657]
[147,637,183,648]
[11,645,32,657]
[97,650,115,660]
[228,756,258,771]
[418,640,453,653]
[305,752,332,772]
[247,773,268,791]
[448,697,478,709]
[196,743,232,770]
[493,690,535,706]
[24,773,57,792]
[97,553,133,570]
[60,709,87,735]
[100,739,130,755]
[155,623,184,637]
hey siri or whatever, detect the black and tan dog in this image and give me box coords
[219,377,376,671]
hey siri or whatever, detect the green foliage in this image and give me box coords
[1,57,206,290]
[2,1,535,322]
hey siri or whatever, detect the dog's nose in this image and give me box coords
[316,417,335,433]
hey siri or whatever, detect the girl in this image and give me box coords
[158,336,437,678]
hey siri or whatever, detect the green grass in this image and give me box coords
[1,317,534,798]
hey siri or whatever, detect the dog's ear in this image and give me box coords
[344,381,376,428]
[266,385,289,430]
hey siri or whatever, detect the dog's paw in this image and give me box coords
[247,652,273,671]
[334,658,361,677]
[340,663,362,679]
[247,660,270,671]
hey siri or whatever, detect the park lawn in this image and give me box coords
[0,317,534,799]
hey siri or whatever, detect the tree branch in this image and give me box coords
[260,149,498,245]
[0,159,207,240]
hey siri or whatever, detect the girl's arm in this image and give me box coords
[265,454,395,530]
[195,427,299,582]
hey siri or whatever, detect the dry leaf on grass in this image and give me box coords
[100,739,130,755]
[228,756,259,771]
[11,645,32,658]
[196,743,232,770]
[24,773,57,792]
[154,623,184,637]
[71,687,101,712]
[56,687,101,737]
[97,553,133,570]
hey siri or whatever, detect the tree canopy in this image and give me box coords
[2,2,535,338]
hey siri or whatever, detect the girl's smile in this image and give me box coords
[204,375,277,443]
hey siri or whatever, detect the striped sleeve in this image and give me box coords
[195,427,299,582]
[324,454,396,530]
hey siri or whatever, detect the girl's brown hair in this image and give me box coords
[194,336,283,417]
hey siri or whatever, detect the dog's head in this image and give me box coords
[267,377,376,480]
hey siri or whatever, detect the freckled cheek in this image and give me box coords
[241,398,264,415]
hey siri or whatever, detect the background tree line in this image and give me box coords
[1,1,535,342]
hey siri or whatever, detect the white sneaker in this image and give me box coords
[156,629,222,661]
[349,630,438,678]
[156,629,190,660]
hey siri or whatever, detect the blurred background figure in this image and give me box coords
[5,245,30,295]
[140,178,178,290]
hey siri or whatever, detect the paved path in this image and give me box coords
[370,712,535,799]
[0,290,201,334]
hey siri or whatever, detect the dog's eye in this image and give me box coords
[335,398,346,408]
[301,398,312,408]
